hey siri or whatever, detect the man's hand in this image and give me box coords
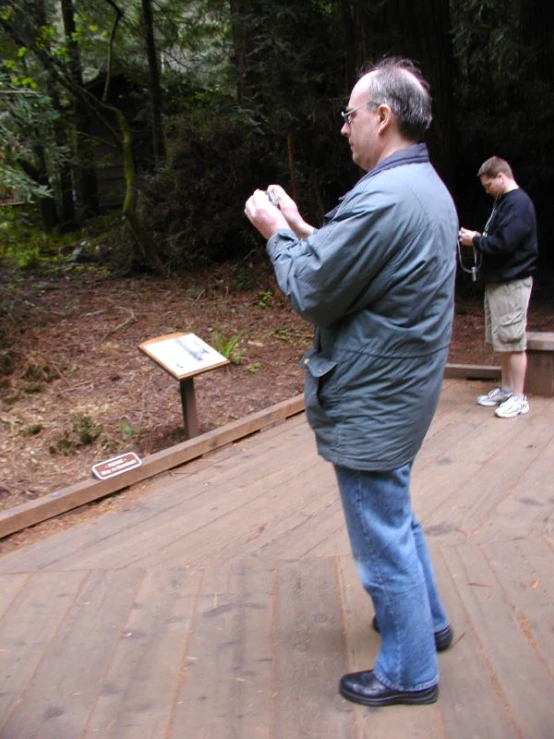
[265,185,315,238]
[244,186,315,240]
[459,226,481,246]
[244,189,289,240]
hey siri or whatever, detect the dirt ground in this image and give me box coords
[1,260,553,548]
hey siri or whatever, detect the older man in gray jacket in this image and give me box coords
[245,57,457,708]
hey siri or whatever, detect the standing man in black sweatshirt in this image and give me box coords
[459,156,538,418]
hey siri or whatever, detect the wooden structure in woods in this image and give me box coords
[86,73,152,212]
[0,378,552,737]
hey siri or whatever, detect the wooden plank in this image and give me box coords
[459,417,554,540]
[26,423,319,572]
[526,351,554,396]
[0,570,89,734]
[0,572,28,617]
[303,519,352,559]
[170,562,275,738]
[273,558,354,739]
[480,538,554,674]
[84,566,202,739]
[440,544,554,737]
[140,457,336,568]
[432,547,518,738]
[2,569,143,738]
[0,382,551,738]
[255,495,348,561]
[477,431,554,543]
[526,331,554,351]
[416,379,488,458]
[444,364,500,380]
[415,403,553,541]
[0,376,529,541]
[0,415,311,572]
[336,556,444,738]
[0,395,305,540]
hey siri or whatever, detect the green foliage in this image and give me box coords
[211,330,244,364]
[50,413,103,456]
[0,78,56,205]
[22,355,59,384]
[0,0,552,270]
[271,327,290,342]
[246,362,262,374]
[22,423,44,436]
[120,419,136,439]
[138,100,284,267]
[0,209,68,265]
[256,290,273,309]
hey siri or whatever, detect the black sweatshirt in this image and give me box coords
[472,188,538,283]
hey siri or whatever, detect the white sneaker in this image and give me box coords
[495,395,530,418]
[476,386,513,407]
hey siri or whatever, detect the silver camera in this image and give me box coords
[264,190,280,209]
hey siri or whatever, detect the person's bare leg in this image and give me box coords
[510,351,527,395]
[500,352,513,390]
[500,351,527,395]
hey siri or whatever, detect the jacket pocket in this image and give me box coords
[302,352,339,412]
[301,351,340,450]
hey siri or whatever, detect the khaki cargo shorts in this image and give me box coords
[484,277,533,352]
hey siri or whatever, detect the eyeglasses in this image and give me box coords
[340,100,380,126]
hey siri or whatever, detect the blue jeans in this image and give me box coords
[334,461,449,691]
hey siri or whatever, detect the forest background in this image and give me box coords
[0,0,553,521]
[1,0,553,271]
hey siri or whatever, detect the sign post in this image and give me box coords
[139,332,230,438]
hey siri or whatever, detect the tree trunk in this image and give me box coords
[21,155,58,231]
[115,107,165,273]
[35,0,77,231]
[60,0,99,218]
[229,0,252,104]
[141,0,166,167]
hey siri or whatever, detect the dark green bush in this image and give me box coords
[138,101,287,269]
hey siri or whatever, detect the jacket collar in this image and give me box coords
[358,142,430,184]
[324,143,430,222]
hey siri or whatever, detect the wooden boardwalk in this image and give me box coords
[0,379,552,738]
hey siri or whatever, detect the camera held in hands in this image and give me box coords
[264,190,280,209]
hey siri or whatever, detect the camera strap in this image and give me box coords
[457,240,482,281]
[457,194,499,281]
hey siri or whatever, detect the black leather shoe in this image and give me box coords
[372,615,453,652]
[339,669,438,707]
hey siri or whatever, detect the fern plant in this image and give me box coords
[212,330,244,365]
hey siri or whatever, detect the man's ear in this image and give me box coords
[377,104,392,131]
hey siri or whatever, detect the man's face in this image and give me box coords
[480,173,505,199]
[341,75,382,171]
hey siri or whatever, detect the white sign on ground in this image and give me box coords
[91,451,143,480]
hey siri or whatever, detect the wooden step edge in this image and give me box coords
[0,395,306,540]
[444,363,500,380]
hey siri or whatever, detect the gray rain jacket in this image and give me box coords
[267,144,458,471]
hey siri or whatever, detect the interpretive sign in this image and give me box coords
[91,451,143,480]
[139,332,229,380]
[139,332,230,438]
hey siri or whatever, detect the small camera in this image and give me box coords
[265,190,280,209]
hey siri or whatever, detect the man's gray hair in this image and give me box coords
[477,156,514,179]
[360,57,433,142]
